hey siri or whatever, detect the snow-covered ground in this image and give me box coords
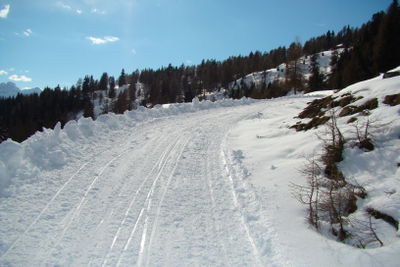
[0,69,399,266]
[227,69,400,266]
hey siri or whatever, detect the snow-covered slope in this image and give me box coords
[0,82,41,98]
[21,87,42,95]
[229,49,341,91]
[0,68,398,266]
[227,67,400,266]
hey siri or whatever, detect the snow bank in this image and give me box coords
[0,97,256,197]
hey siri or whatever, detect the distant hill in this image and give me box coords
[0,82,41,98]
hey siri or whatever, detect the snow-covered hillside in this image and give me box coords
[0,68,399,266]
[0,82,41,98]
[228,67,400,265]
[229,49,342,91]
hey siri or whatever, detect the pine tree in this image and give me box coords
[82,76,90,98]
[99,72,109,91]
[118,69,127,87]
[113,91,130,114]
[286,40,304,94]
[83,100,95,119]
[108,76,116,99]
[308,54,326,92]
[128,82,137,106]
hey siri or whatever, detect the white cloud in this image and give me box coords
[57,2,72,10]
[131,48,137,55]
[91,8,106,15]
[23,29,33,37]
[0,70,8,75]
[9,74,32,82]
[86,36,119,45]
[57,2,84,15]
[0,4,10,19]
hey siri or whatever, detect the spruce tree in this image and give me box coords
[108,76,116,99]
[308,54,326,92]
[99,72,109,91]
[83,100,95,119]
[286,41,304,94]
[118,69,127,87]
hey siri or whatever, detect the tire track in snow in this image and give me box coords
[40,147,135,264]
[114,116,214,266]
[204,137,231,265]
[86,132,169,266]
[143,135,192,267]
[0,161,90,260]
[135,107,266,266]
[221,147,263,266]
[102,132,185,266]
[41,125,163,265]
[133,134,188,267]
[0,123,147,261]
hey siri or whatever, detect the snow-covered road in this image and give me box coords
[0,102,278,266]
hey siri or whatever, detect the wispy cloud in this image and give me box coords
[57,1,71,10]
[91,8,106,15]
[9,74,32,82]
[86,36,119,45]
[0,4,10,19]
[23,29,33,37]
[0,70,8,75]
[57,2,83,15]
[15,29,33,37]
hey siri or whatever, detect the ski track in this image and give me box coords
[0,102,274,266]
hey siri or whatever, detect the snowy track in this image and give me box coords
[0,102,276,266]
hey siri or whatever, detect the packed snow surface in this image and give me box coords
[0,71,399,266]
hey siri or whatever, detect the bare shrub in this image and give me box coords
[291,156,322,229]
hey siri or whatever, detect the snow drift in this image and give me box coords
[0,97,256,197]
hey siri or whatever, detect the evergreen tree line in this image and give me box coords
[330,0,400,88]
[1,0,399,143]
[0,70,129,142]
[0,86,85,142]
[230,0,400,98]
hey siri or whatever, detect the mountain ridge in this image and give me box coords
[0,82,41,98]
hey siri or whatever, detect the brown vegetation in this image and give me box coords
[383,93,400,106]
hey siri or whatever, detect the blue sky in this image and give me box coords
[0,0,393,89]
